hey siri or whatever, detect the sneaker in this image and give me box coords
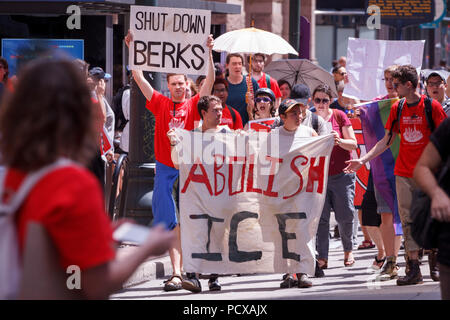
[280,275,298,288]
[377,257,398,281]
[296,273,312,288]
[182,276,202,293]
[208,278,221,291]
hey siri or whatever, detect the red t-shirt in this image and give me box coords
[257,73,282,99]
[9,166,115,271]
[221,105,243,130]
[146,91,200,168]
[385,95,447,178]
[328,109,353,176]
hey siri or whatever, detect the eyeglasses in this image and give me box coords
[255,97,271,103]
[427,81,444,88]
[340,72,347,76]
[314,98,330,104]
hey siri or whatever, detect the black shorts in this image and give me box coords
[361,189,381,227]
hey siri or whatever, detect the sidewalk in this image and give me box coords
[118,245,172,288]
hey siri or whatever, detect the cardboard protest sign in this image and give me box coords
[174,129,334,275]
[343,38,424,101]
[129,6,211,75]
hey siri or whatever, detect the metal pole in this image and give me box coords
[289,0,301,59]
[119,0,162,225]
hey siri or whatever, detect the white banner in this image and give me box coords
[174,129,334,275]
[343,38,425,101]
[129,6,211,75]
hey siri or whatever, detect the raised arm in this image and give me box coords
[199,34,215,98]
[124,30,154,101]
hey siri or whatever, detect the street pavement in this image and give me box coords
[112,229,442,300]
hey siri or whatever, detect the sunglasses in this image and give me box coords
[314,98,330,104]
[255,97,271,103]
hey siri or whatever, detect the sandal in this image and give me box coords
[371,255,386,271]
[344,257,355,267]
[163,274,183,292]
[357,240,375,250]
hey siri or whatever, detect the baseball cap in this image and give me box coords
[89,67,112,81]
[290,84,311,99]
[425,70,447,83]
[278,98,308,115]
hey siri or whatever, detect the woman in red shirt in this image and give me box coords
[0,58,174,299]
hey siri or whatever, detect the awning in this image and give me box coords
[0,0,241,15]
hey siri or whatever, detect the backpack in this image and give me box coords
[225,104,237,125]
[311,113,319,134]
[387,97,435,145]
[0,159,74,299]
[112,85,130,132]
[265,73,271,90]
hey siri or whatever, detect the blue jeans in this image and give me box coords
[152,160,179,230]
[317,172,356,260]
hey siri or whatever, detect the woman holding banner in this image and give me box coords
[312,84,358,271]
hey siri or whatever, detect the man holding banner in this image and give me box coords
[125,8,215,290]
[345,65,447,286]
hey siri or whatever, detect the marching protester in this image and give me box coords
[225,53,259,126]
[168,95,231,293]
[124,30,215,292]
[424,70,450,116]
[249,53,282,109]
[332,65,348,85]
[344,65,447,286]
[0,57,174,299]
[211,78,243,130]
[248,87,277,123]
[370,65,404,280]
[413,117,450,299]
[313,84,358,272]
[271,98,318,289]
[278,79,292,101]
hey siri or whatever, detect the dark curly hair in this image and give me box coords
[391,64,419,89]
[0,57,97,172]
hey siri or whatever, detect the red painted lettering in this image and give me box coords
[283,155,308,199]
[214,154,225,196]
[263,156,282,197]
[228,156,246,196]
[246,154,262,194]
[181,159,213,195]
[306,156,326,194]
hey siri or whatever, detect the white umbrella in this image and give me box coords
[212,27,298,56]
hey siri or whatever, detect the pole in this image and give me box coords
[289,0,301,59]
[119,0,161,225]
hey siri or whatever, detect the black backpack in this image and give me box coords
[112,85,130,131]
[387,97,435,145]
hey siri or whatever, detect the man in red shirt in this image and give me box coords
[344,65,447,286]
[249,53,282,109]
[212,78,243,130]
[125,31,215,291]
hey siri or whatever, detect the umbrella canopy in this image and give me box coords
[212,27,298,56]
[264,59,338,98]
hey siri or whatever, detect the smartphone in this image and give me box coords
[113,222,151,245]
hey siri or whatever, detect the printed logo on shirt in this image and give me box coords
[169,117,185,129]
[403,126,423,143]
